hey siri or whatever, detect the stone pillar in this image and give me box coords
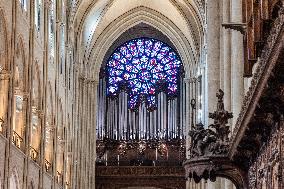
[206,0,221,125]
[184,78,191,159]
[91,80,99,188]
[222,0,232,114]
[231,0,244,126]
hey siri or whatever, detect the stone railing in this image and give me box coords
[44,159,52,173]
[56,171,63,185]
[0,117,4,135]
[12,131,23,150]
[29,146,39,162]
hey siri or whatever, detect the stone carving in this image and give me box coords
[189,89,232,158]
[0,117,5,133]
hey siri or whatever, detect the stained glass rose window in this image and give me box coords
[106,38,182,111]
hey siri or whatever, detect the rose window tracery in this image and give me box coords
[105,38,182,111]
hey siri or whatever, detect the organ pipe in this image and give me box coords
[96,77,188,141]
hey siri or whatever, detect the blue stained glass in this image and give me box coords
[106,38,182,111]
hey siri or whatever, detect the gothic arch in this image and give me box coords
[75,0,203,52]
[0,8,9,134]
[56,99,64,184]
[14,36,27,90]
[86,6,196,80]
[32,61,41,108]
[11,36,28,150]
[30,61,42,161]
[0,8,8,70]
[44,81,54,169]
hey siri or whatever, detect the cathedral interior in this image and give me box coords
[0,0,283,189]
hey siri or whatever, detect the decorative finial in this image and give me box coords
[188,89,233,158]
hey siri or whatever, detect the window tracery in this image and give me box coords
[105,38,182,111]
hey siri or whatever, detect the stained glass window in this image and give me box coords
[106,38,182,111]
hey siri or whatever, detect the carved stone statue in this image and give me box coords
[189,89,233,158]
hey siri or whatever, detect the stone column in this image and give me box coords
[184,78,191,159]
[222,0,232,114]
[231,0,244,126]
[206,0,221,125]
[91,80,99,188]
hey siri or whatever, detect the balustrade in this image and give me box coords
[44,159,52,173]
[12,131,23,150]
[29,146,39,162]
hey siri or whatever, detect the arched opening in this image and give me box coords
[0,10,9,135]
[29,62,42,162]
[56,100,65,185]
[12,37,27,151]
[44,82,54,173]
[95,26,189,188]
[77,2,204,188]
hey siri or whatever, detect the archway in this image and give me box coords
[0,9,9,135]
[74,1,204,188]
[95,23,188,189]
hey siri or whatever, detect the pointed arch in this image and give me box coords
[12,36,28,150]
[32,60,42,108]
[14,35,27,90]
[0,8,8,71]
[0,8,9,134]
[30,60,42,161]
[86,6,196,80]
[44,81,55,171]
[56,98,64,185]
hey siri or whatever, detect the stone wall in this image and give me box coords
[0,0,94,188]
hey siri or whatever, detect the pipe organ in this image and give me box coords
[96,78,188,166]
[95,38,198,166]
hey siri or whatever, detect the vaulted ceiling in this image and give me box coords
[71,0,205,79]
